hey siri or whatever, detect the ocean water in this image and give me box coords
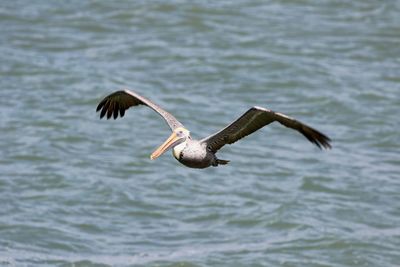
[0,1,399,266]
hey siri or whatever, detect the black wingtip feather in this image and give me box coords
[300,126,332,150]
[97,92,130,120]
[113,102,119,119]
[100,105,107,119]
[96,103,102,112]
[106,104,113,119]
[96,97,108,112]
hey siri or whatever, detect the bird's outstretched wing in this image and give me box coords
[201,106,331,153]
[96,89,184,130]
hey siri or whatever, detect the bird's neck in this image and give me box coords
[172,140,187,160]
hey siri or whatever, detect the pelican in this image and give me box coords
[96,89,331,169]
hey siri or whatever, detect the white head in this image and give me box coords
[150,127,190,160]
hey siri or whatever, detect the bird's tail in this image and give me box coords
[216,159,230,165]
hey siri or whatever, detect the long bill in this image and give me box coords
[150,132,181,160]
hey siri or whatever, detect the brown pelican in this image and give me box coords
[96,89,331,169]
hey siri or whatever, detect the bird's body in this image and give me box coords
[96,89,331,169]
[173,139,211,168]
[170,138,230,168]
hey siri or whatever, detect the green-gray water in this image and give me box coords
[1,1,399,266]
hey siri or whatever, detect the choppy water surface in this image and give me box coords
[1,1,399,266]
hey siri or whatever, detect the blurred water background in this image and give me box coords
[0,1,399,266]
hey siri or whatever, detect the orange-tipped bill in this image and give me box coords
[150,132,182,160]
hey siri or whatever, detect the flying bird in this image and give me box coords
[96,89,331,169]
